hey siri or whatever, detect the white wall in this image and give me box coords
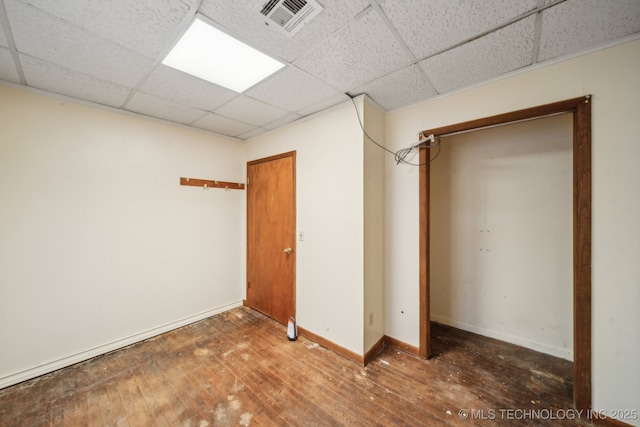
[243,100,366,354]
[385,39,640,423]
[430,114,573,360]
[0,85,245,387]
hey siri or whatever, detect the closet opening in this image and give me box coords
[418,96,591,411]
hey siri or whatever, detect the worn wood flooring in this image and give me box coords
[0,307,577,426]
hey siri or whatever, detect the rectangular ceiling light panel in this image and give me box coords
[162,18,285,93]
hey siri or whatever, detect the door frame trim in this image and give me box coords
[418,96,591,411]
[246,150,297,321]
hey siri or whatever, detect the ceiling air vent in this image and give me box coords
[257,0,323,37]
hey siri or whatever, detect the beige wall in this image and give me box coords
[0,85,245,387]
[363,97,385,352]
[384,39,640,422]
[243,95,386,355]
[243,100,366,354]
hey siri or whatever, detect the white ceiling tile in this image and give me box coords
[214,95,289,127]
[5,0,152,87]
[19,0,193,59]
[0,47,20,82]
[538,0,640,62]
[294,8,413,92]
[198,0,370,62]
[1,0,637,133]
[351,65,438,111]
[263,113,302,130]
[245,66,342,112]
[237,127,269,140]
[126,92,206,124]
[191,113,256,138]
[20,55,130,107]
[378,0,537,59]
[140,65,238,111]
[295,93,350,117]
[420,16,536,94]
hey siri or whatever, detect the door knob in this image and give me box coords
[284,247,292,254]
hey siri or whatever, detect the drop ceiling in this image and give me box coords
[1,0,639,141]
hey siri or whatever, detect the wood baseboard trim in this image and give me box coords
[592,416,634,427]
[297,326,364,365]
[384,335,420,356]
[295,327,422,367]
[363,336,386,365]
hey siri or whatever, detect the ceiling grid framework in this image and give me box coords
[0,0,638,140]
[529,0,546,65]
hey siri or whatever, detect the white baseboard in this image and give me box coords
[0,300,243,389]
[430,314,573,361]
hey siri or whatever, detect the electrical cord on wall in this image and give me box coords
[347,94,441,166]
[395,133,442,165]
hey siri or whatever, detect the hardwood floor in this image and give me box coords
[0,307,577,426]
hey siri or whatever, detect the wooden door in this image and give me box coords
[246,152,295,325]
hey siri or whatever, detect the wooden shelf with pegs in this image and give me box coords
[180,177,245,190]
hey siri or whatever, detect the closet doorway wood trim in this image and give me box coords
[418,96,592,412]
